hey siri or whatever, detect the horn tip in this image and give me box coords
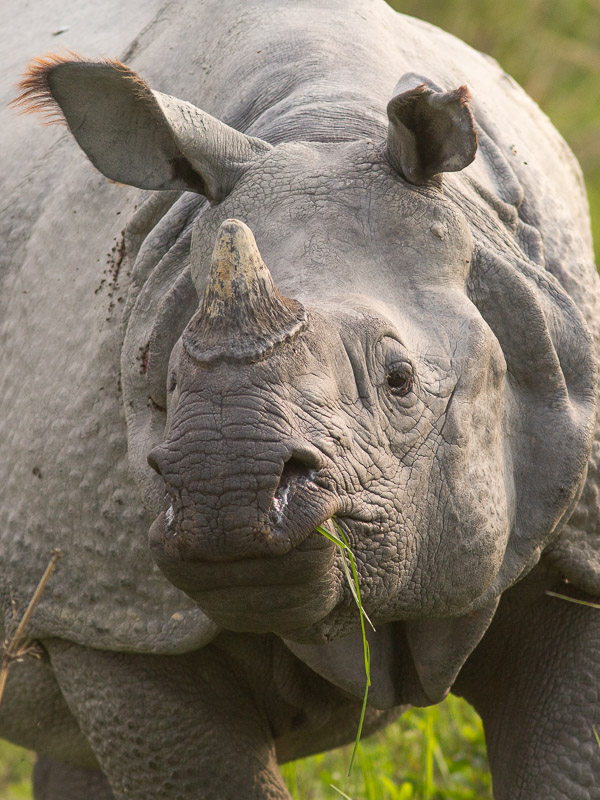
[212,218,261,272]
[217,218,252,238]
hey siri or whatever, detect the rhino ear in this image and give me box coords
[13,55,272,203]
[386,73,477,185]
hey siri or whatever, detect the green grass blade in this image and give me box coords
[315,525,348,550]
[315,523,369,627]
[546,591,600,609]
[340,548,360,604]
[315,517,373,778]
[332,520,376,632]
[329,786,355,800]
[348,661,370,776]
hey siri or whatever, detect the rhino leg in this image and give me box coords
[44,639,292,800]
[0,645,99,767]
[33,756,115,800]
[453,563,600,799]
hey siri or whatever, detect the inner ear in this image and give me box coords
[386,72,478,185]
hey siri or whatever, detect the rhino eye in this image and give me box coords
[386,365,413,397]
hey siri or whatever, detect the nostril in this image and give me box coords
[276,452,321,498]
[269,451,323,527]
[280,456,310,488]
[286,446,325,472]
[147,449,163,476]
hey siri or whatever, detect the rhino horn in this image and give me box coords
[183,219,307,363]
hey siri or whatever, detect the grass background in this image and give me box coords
[281,696,493,799]
[2,0,598,797]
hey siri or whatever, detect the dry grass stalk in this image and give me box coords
[0,549,62,705]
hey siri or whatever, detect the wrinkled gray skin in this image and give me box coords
[2,0,600,798]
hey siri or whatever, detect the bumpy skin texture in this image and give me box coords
[44,635,398,800]
[33,758,115,800]
[2,0,600,798]
[454,568,600,799]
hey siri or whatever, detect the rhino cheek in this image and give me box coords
[417,336,510,612]
[352,314,512,621]
[425,462,510,611]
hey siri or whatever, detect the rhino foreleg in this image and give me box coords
[44,640,291,800]
[33,756,115,800]
[453,563,600,800]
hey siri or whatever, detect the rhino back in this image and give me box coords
[1,0,598,652]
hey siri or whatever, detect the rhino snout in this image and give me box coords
[147,439,338,564]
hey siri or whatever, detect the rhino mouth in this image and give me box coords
[147,461,349,635]
[149,507,342,635]
[151,523,333,589]
[149,502,338,572]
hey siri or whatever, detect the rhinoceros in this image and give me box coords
[2,0,600,797]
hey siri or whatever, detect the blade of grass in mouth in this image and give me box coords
[546,591,600,610]
[315,517,374,777]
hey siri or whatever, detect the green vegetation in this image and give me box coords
[0,741,34,799]
[281,695,493,799]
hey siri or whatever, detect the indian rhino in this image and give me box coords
[2,0,600,797]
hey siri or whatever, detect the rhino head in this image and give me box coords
[147,214,506,635]
[17,57,597,704]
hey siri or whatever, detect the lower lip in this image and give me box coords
[160,535,336,593]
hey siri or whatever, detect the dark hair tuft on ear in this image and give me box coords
[449,85,472,107]
[104,59,155,105]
